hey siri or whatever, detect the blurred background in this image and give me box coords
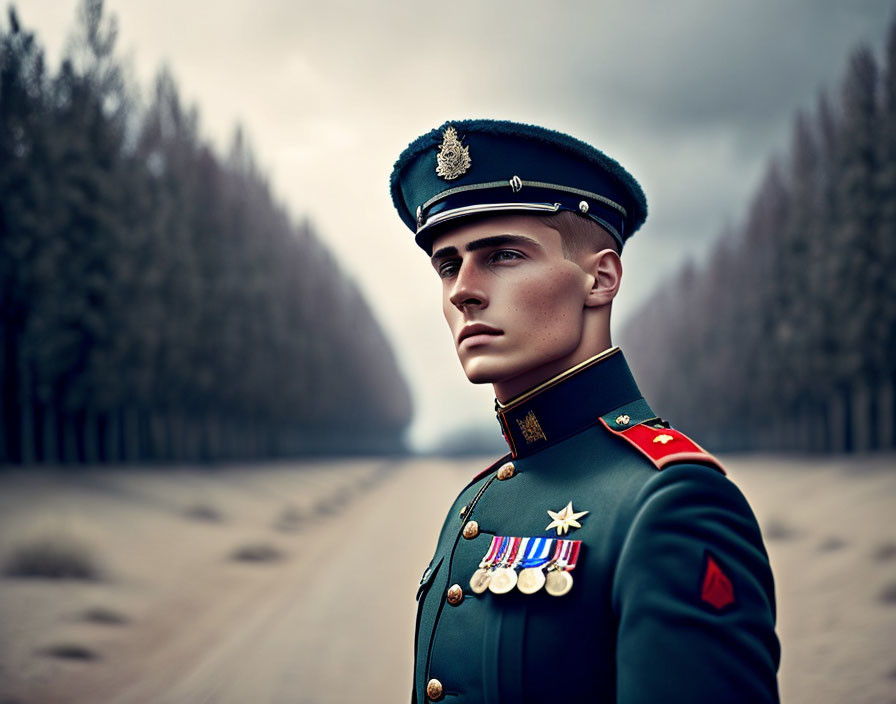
[1,1,895,702]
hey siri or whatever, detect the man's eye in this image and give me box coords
[490,249,523,263]
[438,261,460,278]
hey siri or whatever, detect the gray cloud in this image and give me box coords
[18,0,895,448]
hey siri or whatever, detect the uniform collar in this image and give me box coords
[495,347,643,458]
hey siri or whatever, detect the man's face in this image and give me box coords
[430,213,594,398]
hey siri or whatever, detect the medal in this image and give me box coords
[516,537,553,595]
[488,567,517,594]
[470,534,583,597]
[517,567,546,594]
[545,539,582,597]
[545,569,574,597]
[489,537,525,594]
[469,568,492,594]
[521,538,564,595]
[470,536,504,593]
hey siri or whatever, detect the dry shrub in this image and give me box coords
[763,517,798,541]
[818,536,847,552]
[873,542,896,562]
[3,534,102,580]
[273,506,305,533]
[310,497,334,516]
[41,643,99,660]
[231,543,283,563]
[183,503,224,523]
[83,606,129,625]
[879,581,896,606]
[313,489,351,516]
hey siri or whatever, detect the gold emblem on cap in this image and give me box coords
[517,410,546,444]
[654,433,674,445]
[435,126,471,181]
[546,501,588,535]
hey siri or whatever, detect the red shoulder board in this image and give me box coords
[599,419,726,475]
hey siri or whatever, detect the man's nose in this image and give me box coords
[449,262,487,310]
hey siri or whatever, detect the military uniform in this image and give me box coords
[390,121,780,703]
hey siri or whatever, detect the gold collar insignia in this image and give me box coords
[517,410,547,444]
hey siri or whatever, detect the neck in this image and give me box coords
[493,316,612,404]
[496,346,618,409]
[494,347,645,458]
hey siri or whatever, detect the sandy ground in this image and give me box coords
[0,455,894,704]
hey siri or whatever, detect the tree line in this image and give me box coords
[0,2,412,464]
[622,16,896,453]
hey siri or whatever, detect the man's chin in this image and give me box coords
[460,358,524,386]
[461,367,500,385]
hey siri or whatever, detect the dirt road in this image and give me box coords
[0,459,467,704]
[1,455,894,703]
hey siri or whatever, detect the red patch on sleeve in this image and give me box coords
[701,554,735,610]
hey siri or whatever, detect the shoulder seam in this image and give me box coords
[598,418,726,475]
[469,453,513,484]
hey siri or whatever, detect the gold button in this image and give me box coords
[496,462,515,480]
[615,414,631,426]
[446,583,463,605]
[459,504,467,518]
[462,520,479,539]
[426,678,444,700]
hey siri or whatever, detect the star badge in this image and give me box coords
[546,501,589,536]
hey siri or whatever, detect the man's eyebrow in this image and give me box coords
[430,234,540,261]
[466,234,540,252]
[430,245,458,261]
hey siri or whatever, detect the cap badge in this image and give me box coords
[435,126,471,181]
[546,501,589,536]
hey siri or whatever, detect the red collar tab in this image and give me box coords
[599,418,726,475]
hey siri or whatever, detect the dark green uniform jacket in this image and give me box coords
[413,348,780,703]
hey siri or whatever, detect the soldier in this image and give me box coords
[390,120,780,703]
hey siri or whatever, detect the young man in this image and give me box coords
[390,120,780,703]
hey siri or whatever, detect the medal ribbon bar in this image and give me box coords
[517,536,553,568]
[470,536,583,597]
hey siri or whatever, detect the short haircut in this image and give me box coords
[537,211,620,259]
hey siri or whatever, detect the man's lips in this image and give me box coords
[458,324,503,347]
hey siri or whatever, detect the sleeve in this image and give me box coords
[612,464,780,704]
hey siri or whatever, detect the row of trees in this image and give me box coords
[622,16,896,453]
[0,2,412,464]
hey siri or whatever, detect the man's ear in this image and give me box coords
[583,249,622,308]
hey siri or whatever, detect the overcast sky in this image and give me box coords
[17,0,895,449]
